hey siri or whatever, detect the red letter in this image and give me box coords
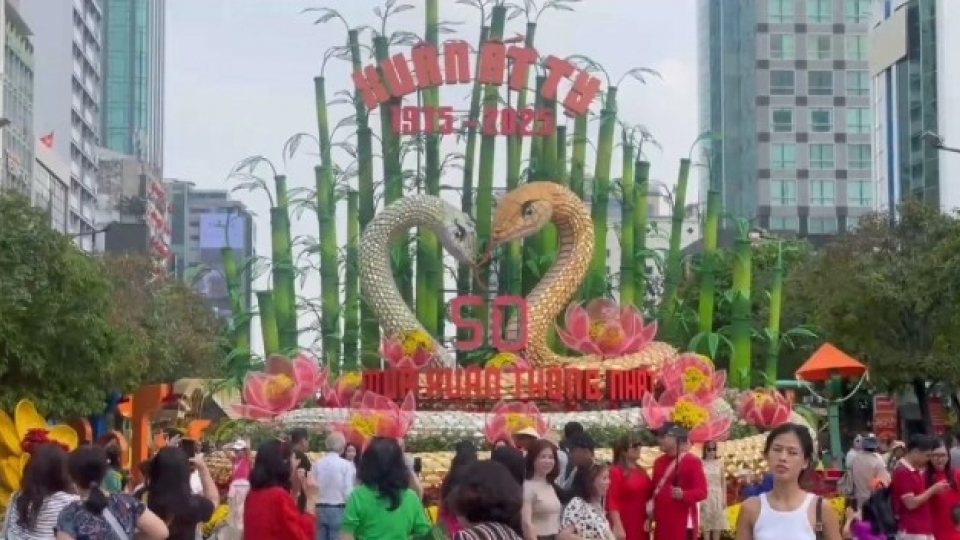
[443,41,472,85]
[636,369,652,396]
[424,369,444,400]
[563,71,602,117]
[564,369,583,401]
[361,370,383,395]
[541,55,575,101]
[411,44,444,89]
[584,369,602,401]
[465,366,484,399]
[352,65,390,109]
[526,369,545,399]
[506,46,538,91]
[491,295,527,352]
[485,369,503,401]
[478,42,506,85]
[545,368,564,401]
[451,295,484,351]
[399,368,419,397]
[381,53,417,98]
[607,370,623,401]
[624,370,640,401]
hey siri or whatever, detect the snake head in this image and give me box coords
[489,183,554,250]
[437,209,479,264]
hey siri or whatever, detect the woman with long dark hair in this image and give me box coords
[439,440,479,535]
[341,437,431,540]
[560,463,615,540]
[606,433,650,540]
[142,447,218,540]
[448,460,523,539]
[243,439,316,540]
[520,439,562,540]
[734,423,841,540]
[0,444,77,539]
[56,445,168,540]
[926,438,960,539]
[491,446,526,486]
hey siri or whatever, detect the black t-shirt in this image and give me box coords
[148,494,215,540]
[295,451,312,512]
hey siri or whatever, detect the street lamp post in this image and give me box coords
[921,131,960,154]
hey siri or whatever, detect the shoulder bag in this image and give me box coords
[101,496,131,540]
[813,496,823,540]
[645,453,685,520]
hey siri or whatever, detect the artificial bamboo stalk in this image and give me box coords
[521,76,548,298]
[730,218,754,389]
[556,125,569,184]
[619,138,636,306]
[221,247,249,354]
[342,190,361,373]
[569,115,588,200]
[587,87,618,300]
[659,158,691,338]
[764,243,784,387]
[256,291,281,357]
[697,184,722,334]
[632,160,651,311]
[270,175,298,352]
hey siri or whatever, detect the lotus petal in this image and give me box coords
[242,373,271,410]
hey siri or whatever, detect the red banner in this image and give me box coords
[929,397,946,437]
[872,394,898,441]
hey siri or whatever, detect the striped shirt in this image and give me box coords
[2,491,79,539]
[451,522,523,540]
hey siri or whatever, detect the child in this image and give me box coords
[845,498,886,540]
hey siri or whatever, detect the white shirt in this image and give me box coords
[314,453,355,505]
[190,470,202,494]
[3,491,79,540]
[753,492,817,540]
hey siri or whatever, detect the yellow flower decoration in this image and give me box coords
[682,367,709,394]
[349,413,384,439]
[670,400,709,430]
[265,374,295,400]
[505,413,535,434]
[339,371,362,388]
[0,400,78,508]
[399,329,435,356]
[486,352,520,369]
[201,504,230,537]
[588,322,625,348]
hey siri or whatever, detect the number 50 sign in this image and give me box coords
[450,295,528,352]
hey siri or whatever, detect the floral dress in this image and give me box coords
[699,459,728,531]
[560,497,614,540]
[56,493,145,540]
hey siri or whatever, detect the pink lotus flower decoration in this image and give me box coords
[291,351,327,403]
[381,331,437,369]
[483,400,550,447]
[321,372,363,408]
[738,388,792,431]
[658,353,726,406]
[233,354,316,421]
[336,391,416,449]
[556,299,658,356]
[641,393,731,444]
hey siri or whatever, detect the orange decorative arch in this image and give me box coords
[130,384,172,484]
[795,343,867,383]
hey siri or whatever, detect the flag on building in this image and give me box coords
[39,132,54,148]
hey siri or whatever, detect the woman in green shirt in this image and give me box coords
[341,437,433,540]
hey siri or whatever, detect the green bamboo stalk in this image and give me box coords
[619,138,636,306]
[372,36,411,307]
[455,24,490,363]
[569,115,588,200]
[587,87,618,300]
[556,125,569,183]
[521,76,548,298]
[348,29,380,366]
[314,76,342,370]
[697,184,722,334]
[415,0,442,339]
[474,5,507,339]
[764,244,784,387]
[256,291,281,357]
[270,175,298,352]
[221,247,249,354]
[659,158,691,337]
[316,165,341,371]
[633,160,650,311]
[730,218,753,389]
[342,190,361,373]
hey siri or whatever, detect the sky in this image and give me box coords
[163,0,699,354]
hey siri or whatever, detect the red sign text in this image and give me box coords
[392,106,554,137]
[450,295,527,353]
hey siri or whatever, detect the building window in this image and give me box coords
[770,217,800,231]
[770,34,796,60]
[809,144,835,169]
[845,35,868,60]
[846,107,870,134]
[810,108,833,133]
[809,217,839,234]
[847,215,860,230]
[848,181,872,206]
[845,0,871,23]
[846,70,870,96]
[808,0,833,23]
[771,70,796,95]
[770,0,795,23]
[771,180,798,206]
[849,143,871,169]
[808,71,834,96]
[772,108,795,132]
[771,143,797,170]
[810,180,836,206]
[809,35,833,60]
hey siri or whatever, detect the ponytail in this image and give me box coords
[84,482,109,514]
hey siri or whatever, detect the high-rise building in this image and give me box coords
[2,1,34,197]
[870,0,960,213]
[698,0,876,235]
[166,179,255,323]
[35,138,70,233]
[101,0,165,174]
[22,0,102,250]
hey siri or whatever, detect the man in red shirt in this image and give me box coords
[890,434,947,539]
[650,424,707,540]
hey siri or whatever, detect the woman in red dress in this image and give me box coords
[606,434,652,540]
[927,440,960,540]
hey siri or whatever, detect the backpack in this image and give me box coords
[862,485,899,537]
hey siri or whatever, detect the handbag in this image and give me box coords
[646,454,684,519]
[813,496,823,540]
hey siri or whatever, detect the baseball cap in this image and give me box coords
[514,427,541,438]
[230,439,248,451]
[861,436,879,451]
[568,433,596,451]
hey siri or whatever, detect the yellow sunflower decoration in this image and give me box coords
[0,400,79,507]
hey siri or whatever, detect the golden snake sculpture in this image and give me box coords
[359,194,478,367]
[488,181,677,370]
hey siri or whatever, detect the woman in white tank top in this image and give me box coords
[735,423,842,540]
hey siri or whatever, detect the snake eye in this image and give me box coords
[454,224,465,240]
[521,201,536,218]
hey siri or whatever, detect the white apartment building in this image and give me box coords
[22,0,102,250]
[35,138,70,233]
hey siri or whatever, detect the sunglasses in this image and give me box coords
[705,447,718,452]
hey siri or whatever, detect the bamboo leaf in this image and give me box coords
[391,31,423,46]
[392,4,416,15]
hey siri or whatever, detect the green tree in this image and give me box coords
[0,194,132,417]
[789,202,960,432]
[101,255,224,383]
